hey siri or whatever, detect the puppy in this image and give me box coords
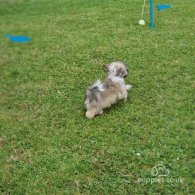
[84,61,132,119]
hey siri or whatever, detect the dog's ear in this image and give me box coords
[103,63,110,71]
[116,67,124,77]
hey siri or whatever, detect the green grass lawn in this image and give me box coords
[0,0,194,194]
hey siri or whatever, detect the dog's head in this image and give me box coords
[104,61,128,78]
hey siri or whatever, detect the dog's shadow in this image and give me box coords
[103,100,130,115]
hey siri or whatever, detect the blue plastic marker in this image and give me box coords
[150,0,155,29]
[4,34,31,43]
[157,4,172,11]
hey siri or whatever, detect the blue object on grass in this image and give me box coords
[4,34,31,43]
[157,4,172,11]
[150,0,155,29]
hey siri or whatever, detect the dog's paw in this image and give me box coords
[99,110,103,115]
[86,111,95,119]
[126,85,132,91]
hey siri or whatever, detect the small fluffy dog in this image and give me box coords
[85,61,132,119]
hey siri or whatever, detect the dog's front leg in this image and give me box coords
[126,84,132,91]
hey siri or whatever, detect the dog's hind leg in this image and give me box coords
[86,108,97,119]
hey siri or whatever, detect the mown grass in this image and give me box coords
[0,0,194,194]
